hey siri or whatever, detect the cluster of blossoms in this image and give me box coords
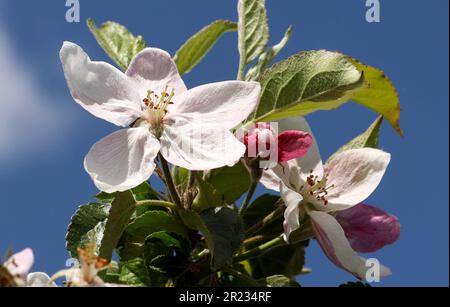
[1,41,399,287]
[59,42,400,282]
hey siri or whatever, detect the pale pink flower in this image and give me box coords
[60,42,261,193]
[260,117,396,280]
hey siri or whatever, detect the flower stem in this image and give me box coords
[239,180,258,217]
[233,236,285,263]
[136,200,177,211]
[242,235,267,247]
[245,202,285,237]
[158,153,182,208]
[237,58,246,81]
[222,266,261,287]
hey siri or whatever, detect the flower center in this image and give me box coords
[137,85,176,137]
[300,170,335,206]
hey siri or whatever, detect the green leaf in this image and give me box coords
[201,208,245,270]
[179,208,245,271]
[238,0,269,65]
[206,162,251,205]
[126,210,188,241]
[251,50,364,123]
[192,173,224,211]
[242,194,309,279]
[242,194,282,237]
[328,116,383,164]
[103,261,120,284]
[178,209,212,239]
[144,232,190,283]
[263,275,300,287]
[96,182,159,203]
[87,18,146,71]
[119,258,151,287]
[246,26,293,81]
[174,20,237,75]
[99,191,137,262]
[66,203,110,258]
[248,240,308,279]
[347,58,402,136]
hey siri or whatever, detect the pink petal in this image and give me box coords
[277,130,312,162]
[320,148,391,211]
[336,204,400,253]
[309,211,391,280]
[6,248,34,278]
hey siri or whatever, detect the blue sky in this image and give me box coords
[0,0,448,286]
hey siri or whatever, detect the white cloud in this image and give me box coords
[0,27,73,165]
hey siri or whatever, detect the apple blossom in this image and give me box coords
[0,248,34,286]
[60,42,261,193]
[50,245,123,287]
[259,117,396,279]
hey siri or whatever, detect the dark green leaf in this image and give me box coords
[202,208,245,270]
[119,258,151,287]
[144,232,190,283]
[242,194,282,237]
[66,203,110,258]
[174,20,237,75]
[179,208,245,271]
[248,240,309,279]
[87,18,146,71]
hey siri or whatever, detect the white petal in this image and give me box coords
[6,248,34,278]
[126,48,187,98]
[160,118,246,170]
[260,168,283,191]
[319,148,391,211]
[280,183,302,241]
[84,128,160,193]
[260,117,323,191]
[60,42,142,127]
[26,272,57,287]
[309,211,391,280]
[171,81,261,130]
[260,160,303,192]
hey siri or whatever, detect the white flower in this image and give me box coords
[60,42,261,193]
[1,248,33,286]
[261,117,392,280]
